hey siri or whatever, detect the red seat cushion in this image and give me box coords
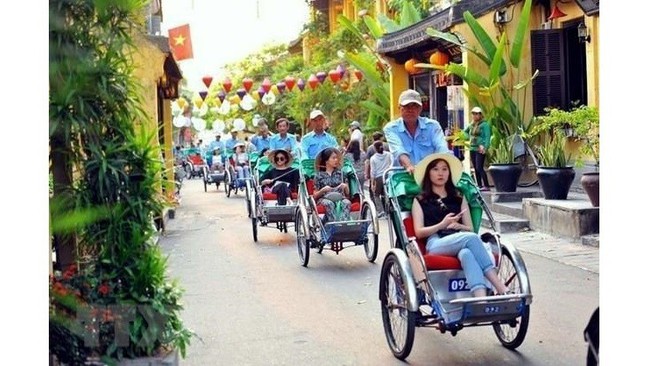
[402,216,463,270]
[402,217,497,270]
[189,156,204,165]
[262,192,298,200]
[316,202,360,214]
[307,180,360,214]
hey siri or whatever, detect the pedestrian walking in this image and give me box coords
[344,139,367,193]
[369,140,393,218]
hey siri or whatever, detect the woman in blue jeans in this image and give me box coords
[411,153,509,297]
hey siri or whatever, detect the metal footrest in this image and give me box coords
[323,220,369,243]
[264,204,298,222]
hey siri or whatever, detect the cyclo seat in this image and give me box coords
[387,170,494,271]
[300,158,361,214]
[256,155,300,201]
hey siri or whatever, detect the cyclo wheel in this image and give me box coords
[251,216,258,242]
[361,204,378,262]
[295,213,309,267]
[492,247,530,349]
[380,253,416,360]
[224,170,232,197]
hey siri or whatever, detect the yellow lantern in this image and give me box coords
[404,58,421,75]
[429,50,450,67]
[176,97,187,109]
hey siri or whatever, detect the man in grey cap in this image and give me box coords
[383,89,451,173]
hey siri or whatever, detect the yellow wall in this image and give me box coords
[386,58,410,119]
[131,33,176,202]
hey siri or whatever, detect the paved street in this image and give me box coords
[159,178,599,365]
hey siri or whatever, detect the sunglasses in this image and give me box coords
[275,156,287,162]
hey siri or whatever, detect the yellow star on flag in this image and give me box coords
[174,34,186,46]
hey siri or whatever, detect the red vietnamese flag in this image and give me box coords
[168,24,194,61]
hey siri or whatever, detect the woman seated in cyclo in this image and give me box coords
[313,147,351,223]
[233,142,251,180]
[411,153,509,297]
[259,149,299,206]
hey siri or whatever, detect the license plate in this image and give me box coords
[448,278,470,292]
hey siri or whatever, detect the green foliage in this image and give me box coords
[538,133,572,168]
[533,105,599,168]
[49,0,192,362]
[422,0,538,149]
[490,135,516,164]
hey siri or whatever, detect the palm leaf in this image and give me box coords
[399,0,422,28]
[337,15,366,44]
[489,33,507,84]
[463,11,506,75]
[446,63,489,88]
[378,13,401,33]
[363,15,384,39]
[360,100,389,118]
[510,0,533,68]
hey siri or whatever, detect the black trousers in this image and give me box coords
[470,150,489,187]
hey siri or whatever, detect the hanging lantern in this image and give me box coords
[308,74,319,90]
[297,78,306,91]
[222,77,232,93]
[336,64,346,78]
[217,90,226,103]
[547,3,567,21]
[276,81,286,94]
[404,58,422,75]
[285,76,296,91]
[199,91,208,101]
[429,50,450,67]
[354,70,364,82]
[257,86,266,99]
[270,84,280,95]
[242,77,254,92]
[230,95,241,105]
[328,70,341,83]
[176,97,187,109]
[236,88,247,100]
[202,76,213,89]
[316,71,327,84]
[261,77,272,93]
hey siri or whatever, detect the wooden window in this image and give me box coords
[531,29,566,115]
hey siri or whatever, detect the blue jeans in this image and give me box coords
[426,231,494,292]
[235,165,250,180]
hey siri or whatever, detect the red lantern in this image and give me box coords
[242,77,253,92]
[308,74,319,90]
[222,77,232,93]
[285,76,296,91]
[261,77,272,93]
[404,58,421,75]
[429,50,450,67]
[328,70,341,83]
[354,70,363,82]
[202,76,213,89]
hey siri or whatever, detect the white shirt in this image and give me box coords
[350,129,363,143]
[370,152,394,179]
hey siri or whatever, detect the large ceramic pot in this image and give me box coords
[580,171,599,207]
[536,166,576,200]
[488,163,522,192]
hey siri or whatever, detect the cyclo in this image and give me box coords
[247,150,300,241]
[378,165,532,360]
[222,146,252,198]
[293,150,380,267]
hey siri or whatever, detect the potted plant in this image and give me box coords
[535,105,599,206]
[487,135,522,192]
[536,133,575,200]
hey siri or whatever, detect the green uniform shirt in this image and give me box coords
[464,120,491,151]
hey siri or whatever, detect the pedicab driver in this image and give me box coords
[300,109,338,159]
[383,89,451,173]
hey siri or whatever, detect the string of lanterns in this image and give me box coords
[171,64,366,137]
